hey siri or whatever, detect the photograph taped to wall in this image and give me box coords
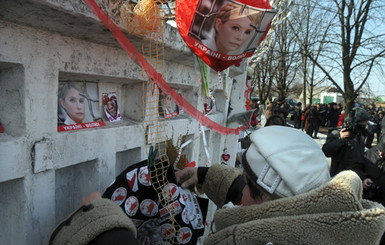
[159,90,181,119]
[204,95,216,114]
[102,92,122,122]
[57,81,105,132]
[188,0,276,57]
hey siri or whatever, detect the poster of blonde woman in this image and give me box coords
[57,81,105,132]
[176,0,276,71]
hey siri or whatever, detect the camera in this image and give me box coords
[345,121,366,136]
[343,107,369,136]
[344,121,356,133]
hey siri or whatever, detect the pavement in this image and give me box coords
[311,131,328,148]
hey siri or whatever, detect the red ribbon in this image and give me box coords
[83,0,246,135]
[244,78,252,111]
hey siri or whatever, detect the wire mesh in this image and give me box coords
[139,0,182,243]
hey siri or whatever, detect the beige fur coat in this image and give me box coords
[202,164,385,245]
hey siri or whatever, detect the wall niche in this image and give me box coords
[0,62,25,137]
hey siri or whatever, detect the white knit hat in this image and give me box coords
[245,126,330,197]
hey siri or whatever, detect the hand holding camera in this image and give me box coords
[340,128,351,139]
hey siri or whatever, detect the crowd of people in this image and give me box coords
[267,98,385,148]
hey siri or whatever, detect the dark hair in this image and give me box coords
[241,151,279,200]
[265,115,286,126]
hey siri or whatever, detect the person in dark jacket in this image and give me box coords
[272,98,290,121]
[293,102,302,129]
[376,111,384,143]
[307,104,322,138]
[301,105,310,131]
[365,111,377,148]
[322,107,370,178]
[326,103,340,130]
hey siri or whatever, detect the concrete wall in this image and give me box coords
[0,1,248,244]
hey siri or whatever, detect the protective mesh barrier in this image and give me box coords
[137,1,182,243]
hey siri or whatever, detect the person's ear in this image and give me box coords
[215,19,222,32]
[59,98,66,110]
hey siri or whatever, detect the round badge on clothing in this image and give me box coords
[162,183,180,202]
[176,227,192,244]
[139,166,151,186]
[124,196,139,217]
[111,187,127,206]
[140,199,159,217]
[160,223,176,240]
[179,190,189,205]
[181,208,189,224]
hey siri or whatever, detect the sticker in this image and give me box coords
[159,200,183,218]
[177,227,192,244]
[124,196,139,216]
[160,223,176,240]
[162,183,180,202]
[126,168,139,192]
[179,189,205,230]
[139,166,151,186]
[222,154,230,162]
[111,187,127,206]
[181,208,189,224]
[140,199,158,217]
[102,92,122,122]
[179,191,189,205]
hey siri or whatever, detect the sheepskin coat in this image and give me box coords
[49,198,137,245]
[202,164,385,245]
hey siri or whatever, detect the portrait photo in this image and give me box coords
[159,91,180,119]
[57,81,104,131]
[188,0,276,56]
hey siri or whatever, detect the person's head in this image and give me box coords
[107,101,117,117]
[265,115,285,126]
[344,107,370,135]
[59,82,85,124]
[296,102,302,108]
[214,2,261,54]
[276,97,284,104]
[241,126,330,205]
